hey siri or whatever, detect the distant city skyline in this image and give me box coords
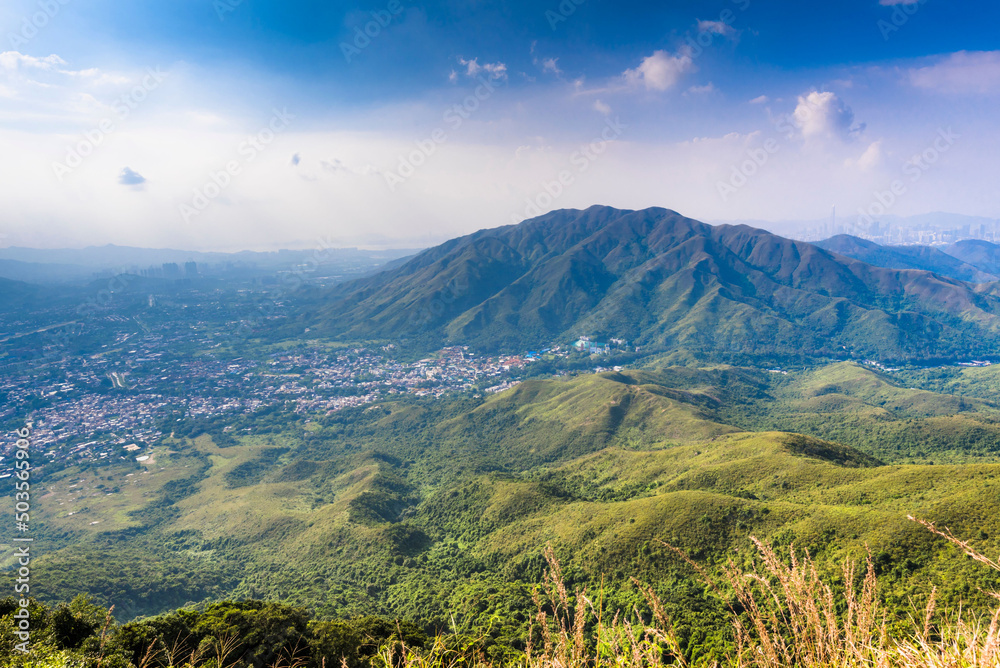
[2,0,999,250]
[718,211,1000,246]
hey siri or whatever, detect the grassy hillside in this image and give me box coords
[7,362,1000,665]
[715,362,1000,463]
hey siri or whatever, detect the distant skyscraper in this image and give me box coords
[185,261,198,277]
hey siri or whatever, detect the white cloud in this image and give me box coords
[458,57,507,80]
[593,99,612,115]
[0,51,151,124]
[66,92,107,114]
[458,57,480,77]
[0,112,992,252]
[879,0,920,5]
[0,52,66,72]
[482,62,508,79]
[623,49,694,92]
[792,91,864,142]
[845,140,883,171]
[909,51,1000,94]
[697,20,738,40]
[541,57,561,75]
[62,69,131,86]
[0,52,119,83]
[749,95,769,104]
[1,46,997,252]
[686,83,716,95]
[320,158,380,176]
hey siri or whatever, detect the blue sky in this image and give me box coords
[1,0,999,249]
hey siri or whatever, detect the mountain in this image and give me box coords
[0,276,69,312]
[305,206,1000,363]
[943,239,1000,275]
[814,235,999,282]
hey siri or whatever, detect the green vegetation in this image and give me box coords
[7,359,1000,665]
[6,528,1000,668]
[0,596,430,668]
[716,362,1000,463]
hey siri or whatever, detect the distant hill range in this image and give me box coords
[0,245,417,284]
[305,206,1000,363]
[943,239,1000,276]
[814,235,1000,283]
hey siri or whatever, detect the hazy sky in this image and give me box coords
[1,0,999,250]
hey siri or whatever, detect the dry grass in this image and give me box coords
[724,537,884,667]
[717,518,1000,668]
[122,631,309,668]
[511,519,998,668]
[365,545,684,668]
[525,545,685,668]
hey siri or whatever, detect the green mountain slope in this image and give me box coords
[304,207,1000,363]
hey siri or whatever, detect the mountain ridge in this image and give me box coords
[305,206,1000,363]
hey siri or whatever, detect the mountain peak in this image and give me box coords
[307,207,1000,363]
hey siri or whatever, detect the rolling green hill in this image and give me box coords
[10,362,1000,664]
[714,362,1000,464]
[303,207,1000,363]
